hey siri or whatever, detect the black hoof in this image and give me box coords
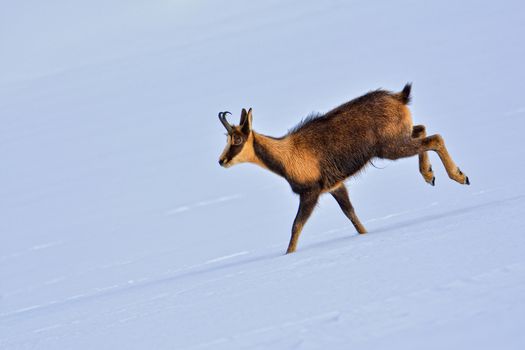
[465,176,470,185]
[430,177,436,186]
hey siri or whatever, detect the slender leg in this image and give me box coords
[330,184,367,234]
[412,125,435,185]
[286,191,319,254]
[382,134,470,185]
[421,134,470,185]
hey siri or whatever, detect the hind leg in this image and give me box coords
[383,134,470,185]
[412,125,435,185]
[421,135,470,185]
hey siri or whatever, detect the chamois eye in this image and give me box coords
[232,135,243,145]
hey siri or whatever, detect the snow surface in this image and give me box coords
[2,0,525,349]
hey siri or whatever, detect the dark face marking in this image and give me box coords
[218,108,253,167]
[219,130,247,167]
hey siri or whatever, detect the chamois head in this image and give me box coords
[218,108,253,167]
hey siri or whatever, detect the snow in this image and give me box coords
[1,0,525,349]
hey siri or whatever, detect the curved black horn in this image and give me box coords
[218,111,233,133]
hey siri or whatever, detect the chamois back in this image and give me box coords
[284,85,413,190]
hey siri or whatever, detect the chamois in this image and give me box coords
[218,84,469,254]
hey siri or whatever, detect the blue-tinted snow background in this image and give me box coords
[1,1,525,349]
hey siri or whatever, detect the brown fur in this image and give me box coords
[218,84,470,254]
[252,134,321,183]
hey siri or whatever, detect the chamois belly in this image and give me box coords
[316,151,373,192]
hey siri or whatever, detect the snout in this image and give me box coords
[218,159,225,166]
[218,158,229,167]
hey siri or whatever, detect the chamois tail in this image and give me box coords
[395,83,412,105]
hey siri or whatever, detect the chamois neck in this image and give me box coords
[251,131,289,178]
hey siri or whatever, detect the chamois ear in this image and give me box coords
[241,108,253,134]
[239,108,248,126]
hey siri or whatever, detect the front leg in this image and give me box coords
[286,191,319,254]
[330,184,367,234]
